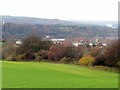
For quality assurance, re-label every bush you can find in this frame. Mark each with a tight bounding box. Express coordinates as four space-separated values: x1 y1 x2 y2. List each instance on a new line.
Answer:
6 54 16 61
72 60 79 65
48 45 65 61
15 54 26 61
117 61 120 67
47 45 83 62
2 43 17 59
35 53 41 61
89 46 106 66
60 57 73 64
38 50 48 59
79 55 95 66
104 40 120 67
47 52 54 60
64 46 77 59
74 46 83 59
94 54 105 66
16 35 52 55
25 51 35 61
90 47 104 57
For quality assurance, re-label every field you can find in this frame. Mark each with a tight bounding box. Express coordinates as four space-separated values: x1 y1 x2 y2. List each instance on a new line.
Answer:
2 61 118 88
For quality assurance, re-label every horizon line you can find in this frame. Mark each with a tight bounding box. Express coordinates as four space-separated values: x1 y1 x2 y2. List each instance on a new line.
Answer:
1 15 118 22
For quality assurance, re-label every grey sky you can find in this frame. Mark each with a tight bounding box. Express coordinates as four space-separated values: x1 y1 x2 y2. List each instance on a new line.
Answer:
0 0 119 21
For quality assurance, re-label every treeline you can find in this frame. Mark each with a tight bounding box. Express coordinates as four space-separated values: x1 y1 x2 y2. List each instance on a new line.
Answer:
2 35 120 68
2 23 118 40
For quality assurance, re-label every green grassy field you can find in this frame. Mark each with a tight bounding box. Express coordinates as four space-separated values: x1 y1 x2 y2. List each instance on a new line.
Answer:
2 61 118 88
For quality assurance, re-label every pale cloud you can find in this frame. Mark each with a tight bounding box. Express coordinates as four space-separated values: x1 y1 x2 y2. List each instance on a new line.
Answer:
0 0 119 21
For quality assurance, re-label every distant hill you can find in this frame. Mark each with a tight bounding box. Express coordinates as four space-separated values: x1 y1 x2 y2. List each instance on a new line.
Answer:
1 15 79 25
72 20 118 27
1 16 118 26
1 15 118 40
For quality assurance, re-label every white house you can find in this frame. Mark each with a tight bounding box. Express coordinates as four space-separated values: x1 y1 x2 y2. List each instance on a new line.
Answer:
51 38 65 45
89 43 93 47
73 43 79 46
16 40 22 45
102 43 107 46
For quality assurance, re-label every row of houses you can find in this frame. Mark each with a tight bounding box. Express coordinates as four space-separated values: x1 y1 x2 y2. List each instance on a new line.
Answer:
50 37 109 48
14 36 115 48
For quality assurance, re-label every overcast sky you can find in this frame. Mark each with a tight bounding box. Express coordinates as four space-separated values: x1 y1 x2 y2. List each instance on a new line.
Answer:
0 0 119 21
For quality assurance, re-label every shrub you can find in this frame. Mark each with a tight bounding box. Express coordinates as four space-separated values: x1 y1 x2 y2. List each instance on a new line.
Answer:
72 60 79 65
38 50 48 59
2 43 17 59
35 53 41 61
6 54 16 61
48 45 65 61
47 52 54 60
90 47 103 57
104 40 120 67
25 51 35 61
94 54 105 66
64 46 77 58
79 55 95 66
74 46 83 59
16 54 26 61
47 45 83 61
117 61 120 67
16 35 52 55
60 57 73 64
89 46 106 66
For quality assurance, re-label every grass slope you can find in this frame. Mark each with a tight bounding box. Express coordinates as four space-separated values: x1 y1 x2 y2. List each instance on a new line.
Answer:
2 61 118 88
